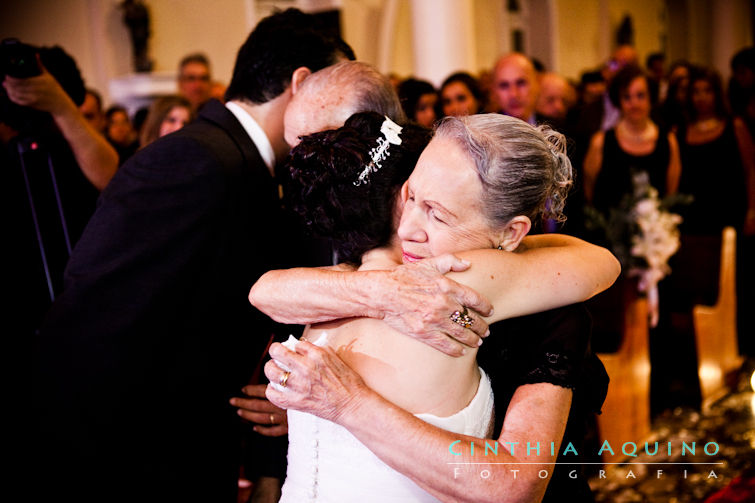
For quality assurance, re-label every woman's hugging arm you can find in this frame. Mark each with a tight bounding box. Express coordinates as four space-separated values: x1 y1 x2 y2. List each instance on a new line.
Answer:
266 340 572 503
249 261 494 356
442 234 621 323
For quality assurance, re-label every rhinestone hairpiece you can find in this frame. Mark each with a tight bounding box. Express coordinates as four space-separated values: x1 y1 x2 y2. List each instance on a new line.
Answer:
353 116 403 186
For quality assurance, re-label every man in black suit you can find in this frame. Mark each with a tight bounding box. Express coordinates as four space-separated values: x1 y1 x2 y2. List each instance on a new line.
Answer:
32 9 353 502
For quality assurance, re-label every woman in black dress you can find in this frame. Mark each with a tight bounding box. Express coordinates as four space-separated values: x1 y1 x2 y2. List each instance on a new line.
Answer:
583 65 682 213
676 65 754 235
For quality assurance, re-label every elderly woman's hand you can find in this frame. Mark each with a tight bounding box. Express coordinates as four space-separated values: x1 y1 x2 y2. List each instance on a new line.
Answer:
264 341 369 425
378 254 492 356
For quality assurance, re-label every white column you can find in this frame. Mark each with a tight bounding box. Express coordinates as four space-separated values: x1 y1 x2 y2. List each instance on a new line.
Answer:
409 0 476 87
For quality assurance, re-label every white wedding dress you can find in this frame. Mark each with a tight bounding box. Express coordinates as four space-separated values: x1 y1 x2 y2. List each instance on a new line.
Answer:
278 335 495 503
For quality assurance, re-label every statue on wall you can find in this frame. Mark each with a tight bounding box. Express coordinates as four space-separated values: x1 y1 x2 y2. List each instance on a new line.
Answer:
616 15 634 47
121 0 153 72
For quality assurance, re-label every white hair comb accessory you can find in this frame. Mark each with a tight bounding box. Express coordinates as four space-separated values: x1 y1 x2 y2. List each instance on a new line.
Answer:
354 116 403 186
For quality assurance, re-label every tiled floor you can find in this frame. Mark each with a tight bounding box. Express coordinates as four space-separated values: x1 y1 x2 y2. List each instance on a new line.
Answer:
589 365 755 502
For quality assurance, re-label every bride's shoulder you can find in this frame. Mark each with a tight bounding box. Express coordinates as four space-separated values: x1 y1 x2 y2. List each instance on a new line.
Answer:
357 247 401 272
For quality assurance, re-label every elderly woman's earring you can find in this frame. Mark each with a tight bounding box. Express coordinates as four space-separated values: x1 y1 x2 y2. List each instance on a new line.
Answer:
497 244 503 250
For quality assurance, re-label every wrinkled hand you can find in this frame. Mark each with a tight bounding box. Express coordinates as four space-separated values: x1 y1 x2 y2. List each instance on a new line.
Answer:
2 56 74 116
229 384 288 437
264 341 369 425
379 254 492 356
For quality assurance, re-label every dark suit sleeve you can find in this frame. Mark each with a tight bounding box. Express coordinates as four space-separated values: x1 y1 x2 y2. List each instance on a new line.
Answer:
38 135 225 377
33 135 232 477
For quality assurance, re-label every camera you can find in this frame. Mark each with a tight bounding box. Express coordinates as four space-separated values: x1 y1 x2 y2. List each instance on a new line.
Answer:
1 38 42 79
0 39 85 134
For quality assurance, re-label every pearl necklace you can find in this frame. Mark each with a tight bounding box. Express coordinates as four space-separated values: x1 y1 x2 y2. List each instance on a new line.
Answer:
618 120 656 142
694 118 721 132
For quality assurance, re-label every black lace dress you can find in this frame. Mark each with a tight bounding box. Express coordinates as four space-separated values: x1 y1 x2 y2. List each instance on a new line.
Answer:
478 303 609 502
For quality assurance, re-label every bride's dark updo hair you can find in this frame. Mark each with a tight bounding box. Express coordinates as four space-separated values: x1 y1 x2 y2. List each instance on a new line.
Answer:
286 112 431 264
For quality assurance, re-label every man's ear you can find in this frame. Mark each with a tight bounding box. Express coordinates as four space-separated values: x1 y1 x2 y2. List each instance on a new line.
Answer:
497 216 532 251
290 67 312 95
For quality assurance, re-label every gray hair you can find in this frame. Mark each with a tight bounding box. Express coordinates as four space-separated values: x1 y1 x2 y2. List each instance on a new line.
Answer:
434 114 573 226
298 61 406 124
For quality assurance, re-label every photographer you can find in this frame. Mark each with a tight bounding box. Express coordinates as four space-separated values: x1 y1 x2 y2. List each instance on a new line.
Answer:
2 41 116 337
2 46 117 190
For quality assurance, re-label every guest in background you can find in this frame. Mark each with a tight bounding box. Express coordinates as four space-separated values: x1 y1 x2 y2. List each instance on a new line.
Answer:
645 52 666 105
439 71 485 117
105 104 139 164
655 60 691 133
139 95 194 147
493 52 539 123
177 52 212 112
78 88 106 133
654 64 755 413
570 45 639 172
577 70 606 106
536 72 575 129
397 77 438 128
583 65 681 215
676 66 753 235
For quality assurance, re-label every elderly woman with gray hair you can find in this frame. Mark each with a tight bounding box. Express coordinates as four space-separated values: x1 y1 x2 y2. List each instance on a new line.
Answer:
247 113 619 502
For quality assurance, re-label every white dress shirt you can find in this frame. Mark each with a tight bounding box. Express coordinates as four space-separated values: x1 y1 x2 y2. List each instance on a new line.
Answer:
225 100 276 174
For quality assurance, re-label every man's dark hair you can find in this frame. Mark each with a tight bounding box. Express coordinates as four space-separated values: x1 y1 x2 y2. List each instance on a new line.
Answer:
225 8 355 104
286 112 431 264
645 52 665 69
580 70 604 86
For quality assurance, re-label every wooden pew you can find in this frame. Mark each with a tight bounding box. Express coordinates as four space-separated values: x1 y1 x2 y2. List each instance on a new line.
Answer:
591 279 651 463
693 227 743 407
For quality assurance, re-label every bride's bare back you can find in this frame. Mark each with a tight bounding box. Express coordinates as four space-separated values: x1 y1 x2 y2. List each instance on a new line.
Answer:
302 248 481 417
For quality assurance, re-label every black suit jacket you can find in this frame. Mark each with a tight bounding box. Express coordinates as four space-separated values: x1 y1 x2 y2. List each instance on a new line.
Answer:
33 100 289 502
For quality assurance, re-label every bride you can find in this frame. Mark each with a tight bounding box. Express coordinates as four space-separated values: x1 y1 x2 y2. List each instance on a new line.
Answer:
250 112 620 502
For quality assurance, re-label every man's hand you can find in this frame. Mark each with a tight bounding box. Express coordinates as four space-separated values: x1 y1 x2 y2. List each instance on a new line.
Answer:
377 254 492 356
230 384 288 437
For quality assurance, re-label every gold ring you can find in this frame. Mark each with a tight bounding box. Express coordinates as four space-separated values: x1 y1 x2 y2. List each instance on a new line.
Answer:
279 370 291 388
269 413 275 425
450 308 474 329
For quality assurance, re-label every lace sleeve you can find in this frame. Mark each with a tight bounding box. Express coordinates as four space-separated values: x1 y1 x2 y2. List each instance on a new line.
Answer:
514 304 592 390
514 304 609 413
520 352 578 389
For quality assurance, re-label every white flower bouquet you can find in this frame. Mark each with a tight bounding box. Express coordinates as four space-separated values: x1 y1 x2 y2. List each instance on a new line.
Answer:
584 170 689 327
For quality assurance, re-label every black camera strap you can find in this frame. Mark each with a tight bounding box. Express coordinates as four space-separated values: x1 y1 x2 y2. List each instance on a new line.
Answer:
18 138 72 302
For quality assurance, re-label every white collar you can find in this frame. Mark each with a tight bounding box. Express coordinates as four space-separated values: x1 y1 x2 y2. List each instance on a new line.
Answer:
225 101 276 173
